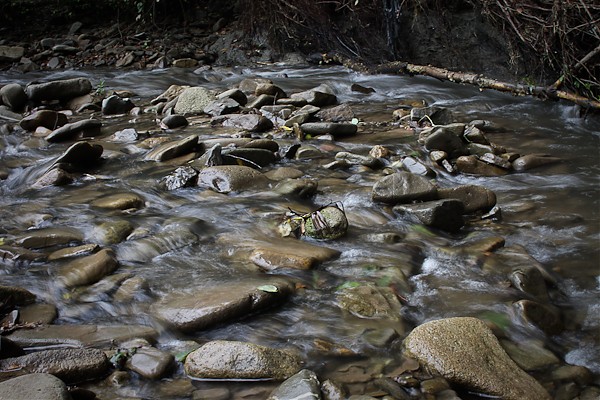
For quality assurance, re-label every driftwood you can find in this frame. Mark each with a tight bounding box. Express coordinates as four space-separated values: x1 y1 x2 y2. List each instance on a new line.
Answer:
322 53 600 110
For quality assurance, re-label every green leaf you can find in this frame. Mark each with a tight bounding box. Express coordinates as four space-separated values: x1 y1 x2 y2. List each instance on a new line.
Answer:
175 348 196 363
479 311 510 330
257 284 279 293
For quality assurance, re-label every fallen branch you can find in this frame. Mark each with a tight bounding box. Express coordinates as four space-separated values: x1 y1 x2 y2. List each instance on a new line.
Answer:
321 53 600 110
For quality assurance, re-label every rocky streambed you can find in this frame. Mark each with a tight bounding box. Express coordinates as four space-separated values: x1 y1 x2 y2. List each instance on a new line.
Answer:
0 66 599 400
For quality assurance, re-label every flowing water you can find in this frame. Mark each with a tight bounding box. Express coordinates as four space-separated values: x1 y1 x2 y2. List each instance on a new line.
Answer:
1 66 599 398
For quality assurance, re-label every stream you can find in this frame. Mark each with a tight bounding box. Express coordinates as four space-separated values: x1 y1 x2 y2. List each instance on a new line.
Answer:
1 65 599 399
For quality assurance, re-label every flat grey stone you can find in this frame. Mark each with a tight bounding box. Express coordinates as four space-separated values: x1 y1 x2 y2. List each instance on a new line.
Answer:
0 373 70 400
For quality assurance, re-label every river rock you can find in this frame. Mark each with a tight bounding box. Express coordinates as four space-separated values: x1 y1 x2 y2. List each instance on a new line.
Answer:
247 94 276 109
335 151 383 169
303 205 348 239
402 317 550 400
337 284 403 322
419 124 468 158
290 84 337 107
18 303 58 324
48 243 99 261
394 199 465 232
216 88 247 106
267 369 321 400
161 166 199 190
479 152 511 169
8 324 158 349
512 154 561 171
436 184 496 213
0 348 109 383
0 373 71 400
321 379 347 400
0 45 25 62
0 246 45 263
152 277 294 332
372 171 437 204
144 134 199 162
1 336 24 359
248 237 341 270
91 192 144 210
455 155 508 176
116 221 201 263
198 165 269 193
184 340 302 380
273 178 318 197
301 122 357 138
204 98 240 116
256 82 287 98
15 227 83 249
159 114 188 129
316 103 354 122
174 86 214 115
223 147 277 168
59 248 118 287
102 94 135 115
264 167 304 181
0 285 36 307
31 167 74 189
125 347 174 379
221 113 274 132
45 118 102 142
0 105 22 121
512 299 563 334
92 220 134 245
26 77 92 102
113 127 139 142
500 339 559 371
1 83 27 111
20 110 68 131
395 156 435 177
51 141 103 171
509 265 549 301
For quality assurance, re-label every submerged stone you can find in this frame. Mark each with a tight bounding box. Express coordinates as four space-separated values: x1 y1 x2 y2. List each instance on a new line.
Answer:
152 277 294 332
198 165 269 193
394 199 465 233
59 248 118 288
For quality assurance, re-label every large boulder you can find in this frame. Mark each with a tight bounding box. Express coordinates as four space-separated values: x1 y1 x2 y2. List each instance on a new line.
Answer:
26 78 92 102
402 317 550 400
436 184 496 213
152 277 294 332
0 373 71 400
1 83 28 111
184 340 302 380
372 172 437 204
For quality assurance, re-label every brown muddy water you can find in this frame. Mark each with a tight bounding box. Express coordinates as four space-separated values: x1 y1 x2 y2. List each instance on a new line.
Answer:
1 66 599 399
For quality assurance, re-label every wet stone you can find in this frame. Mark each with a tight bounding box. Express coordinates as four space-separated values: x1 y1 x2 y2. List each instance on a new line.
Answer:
419 123 468 158
7 324 158 349
335 151 383 169
0 348 109 384
102 95 136 115
45 118 102 142
51 141 103 171
20 110 68 131
290 84 337 107
18 303 58 324
26 77 92 102
320 379 347 400
264 167 304 181
216 88 247 105
267 369 321 400
372 171 437 204
15 227 83 249
395 156 435 177
500 339 559 371
198 165 269 193
512 154 561 171
59 248 119 288
144 134 199 162
337 284 403 322
455 155 508 176
160 114 189 129
160 166 199 190
125 347 174 380
0 285 36 307
91 192 144 210
512 299 563 335
1 83 28 111
92 220 134 245
223 147 277 168
301 122 357 138
303 205 349 240
31 167 74 188
152 277 294 332
48 243 99 261
403 317 550 400
436 184 496 214
0 373 71 400
509 266 549 301
246 93 276 109
273 178 318 198
184 340 302 380
192 388 231 400
248 237 341 270
113 127 139 142
480 152 511 169
222 113 274 132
